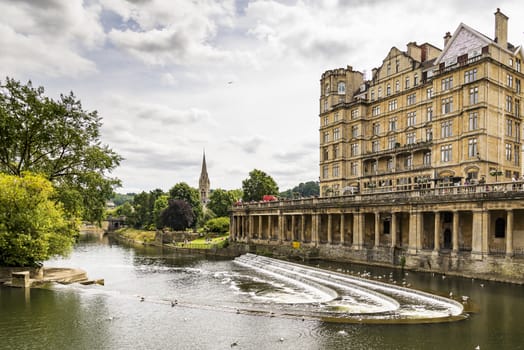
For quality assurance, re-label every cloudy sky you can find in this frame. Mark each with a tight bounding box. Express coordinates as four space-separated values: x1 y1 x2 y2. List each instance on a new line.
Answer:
2 0 524 194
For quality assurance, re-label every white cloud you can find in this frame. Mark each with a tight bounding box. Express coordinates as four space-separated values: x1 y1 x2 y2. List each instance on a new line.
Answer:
0 0 104 77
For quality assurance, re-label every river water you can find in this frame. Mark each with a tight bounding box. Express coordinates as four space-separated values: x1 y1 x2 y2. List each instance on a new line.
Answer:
1 233 524 350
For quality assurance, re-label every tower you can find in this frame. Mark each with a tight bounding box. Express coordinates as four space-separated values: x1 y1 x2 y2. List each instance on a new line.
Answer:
199 151 210 205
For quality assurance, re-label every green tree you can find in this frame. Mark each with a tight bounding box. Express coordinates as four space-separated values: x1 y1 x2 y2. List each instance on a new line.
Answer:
169 182 203 227
129 189 164 229
152 195 169 229
242 169 279 202
159 199 194 231
0 172 77 266
208 189 241 217
0 78 122 223
280 181 319 199
204 217 230 234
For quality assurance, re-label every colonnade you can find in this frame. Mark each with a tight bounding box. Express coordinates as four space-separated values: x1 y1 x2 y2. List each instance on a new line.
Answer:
231 206 521 258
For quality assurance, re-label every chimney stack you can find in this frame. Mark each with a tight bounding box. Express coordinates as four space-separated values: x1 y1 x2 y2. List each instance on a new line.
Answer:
443 32 452 47
494 8 508 48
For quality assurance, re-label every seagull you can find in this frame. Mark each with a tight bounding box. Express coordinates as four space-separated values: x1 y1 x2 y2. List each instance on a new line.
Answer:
231 342 238 347
449 292 453 298
279 337 284 342
475 346 480 350
140 296 145 302
227 81 233 85
171 301 176 307
480 283 484 288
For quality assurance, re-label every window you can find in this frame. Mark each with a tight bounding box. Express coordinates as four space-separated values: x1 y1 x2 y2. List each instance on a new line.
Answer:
414 73 419 86
406 132 416 144
332 164 339 177
423 152 431 165
506 96 513 112
469 87 478 105
405 155 413 168
442 97 453 114
371 90 375 100
323 165 329 179
388 100 398 111
372 106 381 116
338 82 346 94
333 145 339 158
373 123 380 136
378 87 382 98
323 116 329 126
350 162 358 175
405 77 410 89
441 77 453 91
426 88 433 99
507 75 513 88
387 63 391 75
515 145 520 165
351 125 358 138
333 128 340 140
323 99 328 112
323 147 329 161
506 143 512 161
468 138 478 158
407 112 416 126
395 80 400 92
517 58 522 72
323 131 329 143
469 112 478 131
372 140 379 152
324 84 330 95
516 122 521 141
387 84 391 96
388 136 397 149
426 128 433 141
407 93 416 105
333 112 339 122
441 120 452 138
506 119 513 136
441 144 452 162
351 109 359 119
517 79 521 93
389 117 397 131
387 158 394 170
427 107 433 121
396 59 400 73
371 161 377 174
464 69 477 83
351 143 359 156
516 99 520 117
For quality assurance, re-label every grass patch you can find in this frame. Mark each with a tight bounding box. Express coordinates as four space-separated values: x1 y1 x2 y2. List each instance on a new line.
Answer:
116 227 156 243
172 234 230 249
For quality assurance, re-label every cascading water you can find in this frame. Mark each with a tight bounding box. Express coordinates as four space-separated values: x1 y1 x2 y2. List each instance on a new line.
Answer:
233 253 466 324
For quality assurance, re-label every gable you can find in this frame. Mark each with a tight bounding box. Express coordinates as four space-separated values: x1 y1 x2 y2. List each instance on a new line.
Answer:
436 24 491 65
375 47 412 80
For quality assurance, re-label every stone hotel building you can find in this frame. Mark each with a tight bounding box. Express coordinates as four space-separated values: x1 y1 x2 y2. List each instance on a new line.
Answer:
320 9 522 196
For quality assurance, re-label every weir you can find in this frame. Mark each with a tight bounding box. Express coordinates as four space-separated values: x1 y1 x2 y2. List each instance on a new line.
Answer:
234 253 465 324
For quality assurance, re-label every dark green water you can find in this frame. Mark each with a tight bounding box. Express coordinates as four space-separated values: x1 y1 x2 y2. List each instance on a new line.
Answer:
1 234 524 350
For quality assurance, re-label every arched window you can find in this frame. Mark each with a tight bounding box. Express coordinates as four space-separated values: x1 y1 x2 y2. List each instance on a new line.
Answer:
387 84 391 96
395 80 400 92
325 83 330 95
337 82 346 94
495 218 506 238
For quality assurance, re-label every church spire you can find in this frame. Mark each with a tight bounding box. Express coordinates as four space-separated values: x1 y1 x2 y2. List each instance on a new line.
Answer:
199 150 210 205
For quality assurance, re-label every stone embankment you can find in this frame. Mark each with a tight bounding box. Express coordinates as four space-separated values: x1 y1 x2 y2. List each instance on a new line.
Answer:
0 266 101 288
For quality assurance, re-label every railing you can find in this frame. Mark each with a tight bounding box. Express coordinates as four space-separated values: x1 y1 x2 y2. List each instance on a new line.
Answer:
233 181 524 210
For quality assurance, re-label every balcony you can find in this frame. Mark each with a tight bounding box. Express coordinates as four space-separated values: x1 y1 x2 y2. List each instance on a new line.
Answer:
364 140 432 158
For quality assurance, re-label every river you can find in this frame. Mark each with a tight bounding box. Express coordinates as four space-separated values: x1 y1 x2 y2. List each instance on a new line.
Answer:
1 233 523 350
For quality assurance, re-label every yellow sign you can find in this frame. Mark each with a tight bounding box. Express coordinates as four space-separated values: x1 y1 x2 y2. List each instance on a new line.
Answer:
292 241 301 249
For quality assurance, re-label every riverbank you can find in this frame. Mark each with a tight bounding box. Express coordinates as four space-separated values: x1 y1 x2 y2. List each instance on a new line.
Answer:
1 266 89 287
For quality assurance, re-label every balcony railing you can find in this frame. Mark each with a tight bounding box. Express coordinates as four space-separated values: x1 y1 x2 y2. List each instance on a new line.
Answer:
233 180 524 210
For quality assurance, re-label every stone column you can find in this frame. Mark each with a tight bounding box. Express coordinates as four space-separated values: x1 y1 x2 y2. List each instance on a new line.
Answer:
391 212 397 248
278 214 284 242
258 216 263 240
433 211 440 253
506 209 514 257
408 211 420 254
300 214 305 242
268 215 273 241
353 212 364 249
471 210 483 258
248 215 253 242
340 213 345 245
374 211 381 248
314 213 320 245
291 215 296 241
327 214 333 244
482 210 489 255
452 211 459 253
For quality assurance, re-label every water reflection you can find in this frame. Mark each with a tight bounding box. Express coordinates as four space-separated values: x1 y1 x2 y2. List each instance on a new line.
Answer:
0 233 523 349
